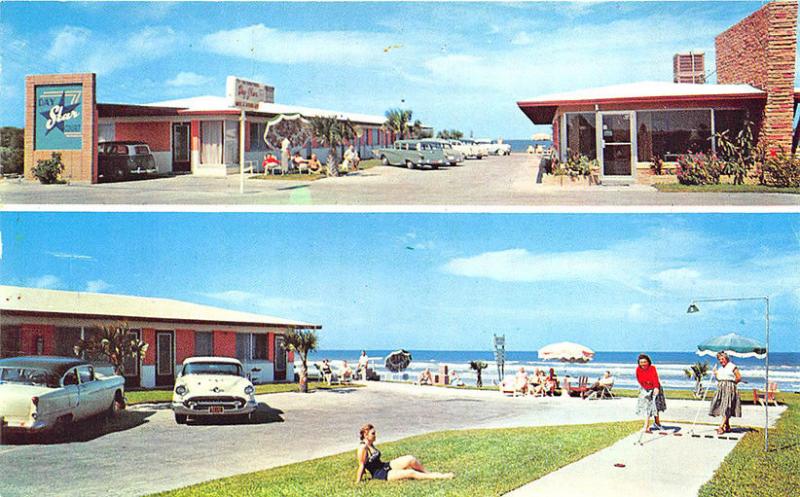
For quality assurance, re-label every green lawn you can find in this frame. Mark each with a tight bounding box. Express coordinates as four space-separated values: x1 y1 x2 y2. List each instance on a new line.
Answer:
654 183 800 194
150 421 640 497
126 382 362 405
699 392 800 497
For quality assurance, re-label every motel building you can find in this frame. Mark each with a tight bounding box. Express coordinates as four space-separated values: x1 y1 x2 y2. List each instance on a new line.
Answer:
0 285 320 389
517 0 799 184
24 74 393 183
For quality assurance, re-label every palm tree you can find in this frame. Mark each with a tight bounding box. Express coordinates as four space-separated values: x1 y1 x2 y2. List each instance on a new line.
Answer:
284 329 319 393
684 361 711 398
470 360 488 388
309 116 356 167
73 322 148 376
384 108 413 139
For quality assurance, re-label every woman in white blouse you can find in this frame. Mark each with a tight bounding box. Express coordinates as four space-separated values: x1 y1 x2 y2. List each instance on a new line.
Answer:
708 351 742 434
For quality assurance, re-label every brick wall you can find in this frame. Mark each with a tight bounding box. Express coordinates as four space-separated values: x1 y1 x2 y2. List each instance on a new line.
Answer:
24 73 97 182
716 1 798 150
20 324 56 355
115 121 171 151
175 329 195 363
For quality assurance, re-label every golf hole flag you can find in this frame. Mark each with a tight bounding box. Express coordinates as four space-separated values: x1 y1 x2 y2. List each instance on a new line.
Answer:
35 84 83 150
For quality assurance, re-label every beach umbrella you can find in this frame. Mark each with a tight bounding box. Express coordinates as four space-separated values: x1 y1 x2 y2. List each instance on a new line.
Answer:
538 342 595 363
696 333 766 358
384 349 413 372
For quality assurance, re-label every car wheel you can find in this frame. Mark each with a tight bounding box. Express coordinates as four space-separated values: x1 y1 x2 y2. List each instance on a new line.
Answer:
405 160 415 170
432 165 439 170
381 156 389 166
112 165 127 181
107 391 125 418
174 413 187 424
477 155 483 160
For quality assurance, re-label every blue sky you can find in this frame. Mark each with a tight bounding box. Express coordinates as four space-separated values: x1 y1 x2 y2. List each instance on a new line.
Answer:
1 1 783 137
1 212 798 352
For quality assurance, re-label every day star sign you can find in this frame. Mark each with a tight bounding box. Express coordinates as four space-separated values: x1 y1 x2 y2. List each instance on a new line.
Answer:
40 91 80 135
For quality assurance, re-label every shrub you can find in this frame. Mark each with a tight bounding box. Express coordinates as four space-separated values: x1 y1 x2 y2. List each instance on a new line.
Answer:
562 153 598 178
676 153 723 185
715 120 758 185
0 126 24 175
32 152 65 184
760 148 800 188
650 155 664 175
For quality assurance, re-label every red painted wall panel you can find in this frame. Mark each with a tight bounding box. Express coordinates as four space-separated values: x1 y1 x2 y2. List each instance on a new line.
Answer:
190 120 200 151
115 121 171 152
20 324 55 355
142 328 156 365
175 329 194 363
213 330 236 358
267 332 275 361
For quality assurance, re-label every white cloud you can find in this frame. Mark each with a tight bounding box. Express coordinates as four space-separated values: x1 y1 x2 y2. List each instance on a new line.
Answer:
166 71 213 87
627 303 646 322
651 268 701 292
27 275 61 289
47 251 94 261
200 290 258 303
85 280 111 293
46 26 91 61
201 24 395 67
200 290 326 314
511 32 532 45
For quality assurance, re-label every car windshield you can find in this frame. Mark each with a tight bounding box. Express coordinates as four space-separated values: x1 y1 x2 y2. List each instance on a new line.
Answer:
0 367 58 387
183 362 243 377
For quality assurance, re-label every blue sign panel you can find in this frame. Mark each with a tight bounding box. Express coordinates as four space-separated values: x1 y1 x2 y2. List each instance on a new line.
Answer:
35 84 83 150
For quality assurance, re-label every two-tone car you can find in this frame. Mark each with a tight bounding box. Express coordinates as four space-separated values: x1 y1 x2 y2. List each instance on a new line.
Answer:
474 139 512 156
0 356 125 433
372 139 446 169
98 141 158 182
171 357 257 424
449 139 485 160
427 139 465 166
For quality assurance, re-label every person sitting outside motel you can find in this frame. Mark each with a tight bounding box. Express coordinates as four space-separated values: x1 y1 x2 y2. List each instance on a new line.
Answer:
307 153 322 174
545 368 559 396
449 370 464 387
417 368 433 385
587 371 615 396
343 145 360 171
321 359 336 385
262 153 280 174
341 360 354 383
514 367 530 396
292 152 308 174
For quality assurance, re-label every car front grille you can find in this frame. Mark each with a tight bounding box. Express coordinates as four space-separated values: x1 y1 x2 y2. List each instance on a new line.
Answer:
184 396 246 411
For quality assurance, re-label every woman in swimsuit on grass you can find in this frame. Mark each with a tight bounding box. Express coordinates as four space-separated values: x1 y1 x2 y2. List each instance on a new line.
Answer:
355 424 454 483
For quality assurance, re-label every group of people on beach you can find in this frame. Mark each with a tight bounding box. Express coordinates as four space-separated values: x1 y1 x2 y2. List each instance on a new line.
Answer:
635 352 742 435
319 351 372 385
514 367 560 396
261 145 360 177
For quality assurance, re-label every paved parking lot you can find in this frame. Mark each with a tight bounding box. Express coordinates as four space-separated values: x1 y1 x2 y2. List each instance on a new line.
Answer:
2 155 798 206
0 382 783 497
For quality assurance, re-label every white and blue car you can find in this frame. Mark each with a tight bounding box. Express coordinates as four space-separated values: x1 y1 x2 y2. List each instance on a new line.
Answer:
171 357 257 424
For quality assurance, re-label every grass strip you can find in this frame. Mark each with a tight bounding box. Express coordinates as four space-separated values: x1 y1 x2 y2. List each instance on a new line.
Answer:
653 183 800 194
699 392 800 497
150 422 640 497
126 382 362 405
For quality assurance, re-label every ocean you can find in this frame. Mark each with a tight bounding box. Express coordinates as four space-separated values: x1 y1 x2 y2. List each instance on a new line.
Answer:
505 139 553 153
307 350 800 393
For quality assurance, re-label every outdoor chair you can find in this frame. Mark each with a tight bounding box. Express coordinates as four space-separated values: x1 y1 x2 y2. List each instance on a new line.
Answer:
753 383 779 406
568 376 590 398
500 377 525 397
586 381 615 400
269 162 283 175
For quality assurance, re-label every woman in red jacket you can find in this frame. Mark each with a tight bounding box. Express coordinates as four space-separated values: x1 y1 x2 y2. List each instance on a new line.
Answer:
635 354 666 432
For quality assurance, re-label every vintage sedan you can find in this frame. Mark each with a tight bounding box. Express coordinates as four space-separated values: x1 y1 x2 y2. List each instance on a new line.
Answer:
98 141 158 182
372 140 446 169
0 356 125 433
171 357 257 424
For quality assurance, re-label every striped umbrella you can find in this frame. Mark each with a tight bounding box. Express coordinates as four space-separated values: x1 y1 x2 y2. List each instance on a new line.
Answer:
538 342 595 363
696 333 766 359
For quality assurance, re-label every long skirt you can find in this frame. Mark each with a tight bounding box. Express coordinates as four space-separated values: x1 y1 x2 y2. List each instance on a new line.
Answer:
636 388 667 417
709 380 742 418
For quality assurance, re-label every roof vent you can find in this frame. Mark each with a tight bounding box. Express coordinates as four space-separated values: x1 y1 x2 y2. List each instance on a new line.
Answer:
673 52 705 84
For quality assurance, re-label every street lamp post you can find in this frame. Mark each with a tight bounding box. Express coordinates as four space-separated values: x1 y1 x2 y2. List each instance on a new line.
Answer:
687 296 770 451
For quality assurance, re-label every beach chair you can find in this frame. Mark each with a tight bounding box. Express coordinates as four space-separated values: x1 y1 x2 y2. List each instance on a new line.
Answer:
500 377 525 397
586 380 615 400
568 376 590 398
753 383 779 406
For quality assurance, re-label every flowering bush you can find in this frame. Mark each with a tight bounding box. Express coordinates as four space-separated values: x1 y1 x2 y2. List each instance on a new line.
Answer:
560 153 598 178
31 152 65 184
676 153 724 185
760 148 800 187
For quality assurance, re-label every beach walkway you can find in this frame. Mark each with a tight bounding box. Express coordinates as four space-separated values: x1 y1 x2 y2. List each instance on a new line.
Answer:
504 422 747 497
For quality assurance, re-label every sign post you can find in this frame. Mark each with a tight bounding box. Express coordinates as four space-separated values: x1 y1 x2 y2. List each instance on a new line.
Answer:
239 109 245 194
493 334 505 383
226 77 275 195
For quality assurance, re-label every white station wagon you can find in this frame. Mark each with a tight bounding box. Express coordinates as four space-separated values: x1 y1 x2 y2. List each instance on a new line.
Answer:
171 357 257 424
0 356 125 433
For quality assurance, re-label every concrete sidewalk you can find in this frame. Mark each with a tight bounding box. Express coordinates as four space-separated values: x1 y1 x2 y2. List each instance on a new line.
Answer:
504 422 746 497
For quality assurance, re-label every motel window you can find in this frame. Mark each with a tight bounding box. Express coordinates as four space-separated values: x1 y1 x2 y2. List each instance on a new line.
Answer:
224 120 240 164
122 329 141 378
200 121 223 164
565 113 597 160
636 110 712 162
98 123 115 142
249 122 267 151
195 332 214 357
713 110 748 144
55 327 81 357
0 326 21 358
235 333 250 362
252 334 268 360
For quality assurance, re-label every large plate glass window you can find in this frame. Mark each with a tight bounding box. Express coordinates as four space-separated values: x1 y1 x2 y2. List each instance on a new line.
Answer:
253 334 268 360
0 326 21 358
565 113 597 160
223 120 240 164
55 327 81 357
636 110 712 162
200 121 222 164
195 331 214 357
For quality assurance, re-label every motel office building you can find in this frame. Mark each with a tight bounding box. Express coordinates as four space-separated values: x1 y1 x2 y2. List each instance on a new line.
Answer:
518 0 799 183
0 286 319 388
25 75 394 182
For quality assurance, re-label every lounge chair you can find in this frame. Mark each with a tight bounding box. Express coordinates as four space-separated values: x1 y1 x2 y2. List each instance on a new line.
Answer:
753 382 779 406
500 377 526 397
568 376 590 398
586 380 615 400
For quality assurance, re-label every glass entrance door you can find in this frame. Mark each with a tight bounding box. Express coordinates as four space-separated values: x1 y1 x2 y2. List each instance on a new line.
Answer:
172 123 191 173
599 112 635 178
274 335 286 381
155 331 174 386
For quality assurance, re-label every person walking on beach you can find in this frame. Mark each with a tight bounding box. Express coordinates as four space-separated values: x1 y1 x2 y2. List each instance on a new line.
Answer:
357 350 369 381
355 424 454 483
709 351 742 434
635 354 666 432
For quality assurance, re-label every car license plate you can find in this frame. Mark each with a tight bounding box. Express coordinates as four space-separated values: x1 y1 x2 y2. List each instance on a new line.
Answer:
209 406 224 414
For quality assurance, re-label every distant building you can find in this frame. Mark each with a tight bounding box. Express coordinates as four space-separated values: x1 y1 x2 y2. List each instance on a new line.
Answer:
673 52 706 84
0 285 320 388
517 1 798 183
